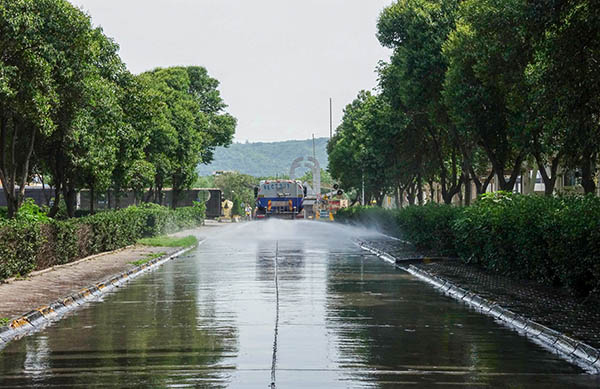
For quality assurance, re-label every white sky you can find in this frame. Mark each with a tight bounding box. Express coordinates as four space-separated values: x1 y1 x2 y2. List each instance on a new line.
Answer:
68 0 392 142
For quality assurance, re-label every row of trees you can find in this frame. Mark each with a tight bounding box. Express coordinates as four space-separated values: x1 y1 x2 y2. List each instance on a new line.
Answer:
0 0 236 217
328 0 599 205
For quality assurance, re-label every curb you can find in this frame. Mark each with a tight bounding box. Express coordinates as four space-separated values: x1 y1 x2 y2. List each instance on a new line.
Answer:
0 242 202 349
357 240 600 374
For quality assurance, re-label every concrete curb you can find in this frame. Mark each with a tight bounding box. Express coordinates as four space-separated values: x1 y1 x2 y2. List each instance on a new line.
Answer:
0 241 203 349
357 240 600 374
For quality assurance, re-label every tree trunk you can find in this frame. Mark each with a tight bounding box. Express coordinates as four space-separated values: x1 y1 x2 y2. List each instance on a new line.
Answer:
90 184 95 214
48 182 62 218
581 153 596 194
395 186 403 208
428 180 435 203
417 173 423 205
407 182 416 206
62 183 77 218
464 172 471 206
156 185 163 205
171 188 180 209
144 186 154 203
535 153 561 196
0 115 36 217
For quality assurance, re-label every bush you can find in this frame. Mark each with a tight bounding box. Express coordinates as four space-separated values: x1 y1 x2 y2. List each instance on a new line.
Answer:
453 193 600 297
336 204 461 256
336 206 398 233
395 203 463 256
0 204 205 281
337 195 600 299
0 219 43 279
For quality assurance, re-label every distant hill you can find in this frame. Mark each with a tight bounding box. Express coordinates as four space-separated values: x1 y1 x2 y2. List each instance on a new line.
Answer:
197 138 329 177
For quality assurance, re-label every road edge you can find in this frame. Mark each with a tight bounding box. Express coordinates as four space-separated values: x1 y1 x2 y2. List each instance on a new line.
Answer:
0 241 203 350
357 240 600 374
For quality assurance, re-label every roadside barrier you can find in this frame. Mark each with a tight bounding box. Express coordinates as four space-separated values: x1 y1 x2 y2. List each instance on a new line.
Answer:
356 239 600 374
0 242 203 349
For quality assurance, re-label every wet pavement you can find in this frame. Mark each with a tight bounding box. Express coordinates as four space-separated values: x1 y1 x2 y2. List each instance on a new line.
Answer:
0 220 599 388
363 237 600 350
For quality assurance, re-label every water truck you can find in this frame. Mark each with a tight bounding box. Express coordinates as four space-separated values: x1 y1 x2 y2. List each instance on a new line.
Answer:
254 179 305 219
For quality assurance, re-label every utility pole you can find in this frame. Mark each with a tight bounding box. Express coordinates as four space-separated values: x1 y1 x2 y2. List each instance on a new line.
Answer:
312 133 316 160
329 98 333 139
361 171 365 206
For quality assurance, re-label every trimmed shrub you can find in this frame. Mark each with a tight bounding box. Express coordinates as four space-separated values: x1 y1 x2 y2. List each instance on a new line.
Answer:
395 203 463 256
337 195 600 299
0 204 205 282
0 220 43 279
336 204 461 255
336 206 398 234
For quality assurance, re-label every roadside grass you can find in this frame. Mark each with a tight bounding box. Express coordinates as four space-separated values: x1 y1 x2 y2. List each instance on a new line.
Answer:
137 235 198 248
0 317 9 326
130 252 167 266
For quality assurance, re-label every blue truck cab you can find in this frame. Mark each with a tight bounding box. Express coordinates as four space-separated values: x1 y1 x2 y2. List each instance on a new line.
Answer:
255 180 305 219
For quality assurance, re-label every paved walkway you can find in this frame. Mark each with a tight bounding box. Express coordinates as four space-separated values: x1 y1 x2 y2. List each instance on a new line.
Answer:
0 245 179 319
0 221 226 320
363 237 600 349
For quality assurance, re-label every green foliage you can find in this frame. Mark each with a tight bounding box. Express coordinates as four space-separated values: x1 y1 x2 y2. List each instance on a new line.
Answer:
339 195 600 299
0 1 235 217
130 252 166 266
196 138 330 177
140 66 236 207
395 204 463 255
231 196 243 216
328 92 396 205
138 235 198 248
0 219 43 279
15 199 50 223
453 193 600 298
336 206 398 235
213 171 257 206
336 204 461 255
0 205 204 281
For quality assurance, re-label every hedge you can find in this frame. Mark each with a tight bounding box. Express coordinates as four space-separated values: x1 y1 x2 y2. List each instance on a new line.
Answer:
336 203 462 256
0 202 205 281
336 194 600 299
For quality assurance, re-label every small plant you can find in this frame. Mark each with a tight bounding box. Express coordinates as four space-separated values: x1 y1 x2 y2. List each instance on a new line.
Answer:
137 235 198 248
0 317 10 326
130 252 166 266
16 199 49 223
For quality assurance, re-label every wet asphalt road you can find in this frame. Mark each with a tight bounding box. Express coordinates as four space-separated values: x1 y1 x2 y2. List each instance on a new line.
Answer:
0 220 599 388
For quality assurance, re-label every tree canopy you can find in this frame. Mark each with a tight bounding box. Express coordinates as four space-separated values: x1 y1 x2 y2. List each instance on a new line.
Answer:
0 0 236 217
327 0 600 204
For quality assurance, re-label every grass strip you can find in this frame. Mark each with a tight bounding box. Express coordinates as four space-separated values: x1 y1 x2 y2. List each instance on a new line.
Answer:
0 318 9 326
130 252 167 266
137 235 198 248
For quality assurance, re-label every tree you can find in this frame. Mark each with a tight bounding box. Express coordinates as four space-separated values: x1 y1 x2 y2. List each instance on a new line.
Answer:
0 0 60 217
443 0 533 192
213 171 257 206
525 0 600 194
124 160 155 205
31 5 127 218
377 0 464 204
141 67 236 208
328 91 395 205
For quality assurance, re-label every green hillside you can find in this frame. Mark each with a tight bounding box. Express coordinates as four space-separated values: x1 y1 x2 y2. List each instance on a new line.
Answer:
197 138 329 177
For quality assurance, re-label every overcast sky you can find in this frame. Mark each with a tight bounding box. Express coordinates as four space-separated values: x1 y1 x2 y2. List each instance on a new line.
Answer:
68 0 392 142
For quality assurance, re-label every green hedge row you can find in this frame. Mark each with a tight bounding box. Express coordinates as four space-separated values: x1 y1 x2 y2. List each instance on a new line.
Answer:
336 194 600 298
0 203 205 281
